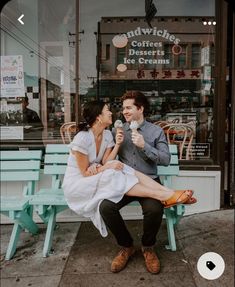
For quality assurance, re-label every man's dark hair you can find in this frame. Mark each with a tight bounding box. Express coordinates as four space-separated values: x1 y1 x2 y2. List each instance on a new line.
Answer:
121 90 150 116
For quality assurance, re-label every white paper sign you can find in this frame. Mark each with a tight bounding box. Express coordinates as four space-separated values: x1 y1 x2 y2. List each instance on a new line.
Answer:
0 126 23 140
201 46 210 66
1 55 25 98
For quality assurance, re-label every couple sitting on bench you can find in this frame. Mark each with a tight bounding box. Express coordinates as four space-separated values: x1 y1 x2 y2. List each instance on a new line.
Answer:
63 91 196 274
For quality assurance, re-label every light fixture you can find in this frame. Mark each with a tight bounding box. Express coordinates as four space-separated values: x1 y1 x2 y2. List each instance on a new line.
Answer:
203 21 207 25
213 21 216 25
112 35 128 48
116 64 127 72
208 21 212 25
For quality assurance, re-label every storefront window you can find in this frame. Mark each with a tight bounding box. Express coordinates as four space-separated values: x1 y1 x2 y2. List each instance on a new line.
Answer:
1 0 76 148
1 0 216 163
93 1 216 162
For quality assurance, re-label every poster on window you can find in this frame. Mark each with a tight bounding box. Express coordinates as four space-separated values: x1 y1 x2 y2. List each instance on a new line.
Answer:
0 55 25 98
0 126 23 140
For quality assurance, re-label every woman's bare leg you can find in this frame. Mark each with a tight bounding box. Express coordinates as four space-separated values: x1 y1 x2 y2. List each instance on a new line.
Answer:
134 171 173 193
126 182 172 201
125 171 192 201
125 170 173 201
134 170 192 197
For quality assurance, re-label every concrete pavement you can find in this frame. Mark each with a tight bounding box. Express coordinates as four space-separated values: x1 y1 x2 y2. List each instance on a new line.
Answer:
0 209 234 287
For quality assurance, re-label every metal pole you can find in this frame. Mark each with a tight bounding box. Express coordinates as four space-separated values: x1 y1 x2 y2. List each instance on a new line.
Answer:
75 0 81 123
97 22 101 101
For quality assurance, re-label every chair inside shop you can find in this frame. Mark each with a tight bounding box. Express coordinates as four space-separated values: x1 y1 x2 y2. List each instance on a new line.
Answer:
60 122 77 144
164 123 195 160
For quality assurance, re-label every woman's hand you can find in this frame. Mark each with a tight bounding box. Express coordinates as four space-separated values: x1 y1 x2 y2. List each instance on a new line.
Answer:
104 160 124 171
87 163 102 175
115 129 124 146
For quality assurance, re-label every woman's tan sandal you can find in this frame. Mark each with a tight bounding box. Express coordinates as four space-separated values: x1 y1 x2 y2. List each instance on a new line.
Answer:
162 190 193 208
184 196 197 204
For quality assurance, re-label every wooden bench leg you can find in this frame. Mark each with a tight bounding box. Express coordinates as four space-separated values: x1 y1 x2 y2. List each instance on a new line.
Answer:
164 209 177 251
43 206 56 257
174 205 185 225
5 223 22 260
16 211 39 235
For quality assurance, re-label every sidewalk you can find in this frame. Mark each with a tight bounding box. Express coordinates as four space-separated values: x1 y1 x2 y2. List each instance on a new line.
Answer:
0 209 234 287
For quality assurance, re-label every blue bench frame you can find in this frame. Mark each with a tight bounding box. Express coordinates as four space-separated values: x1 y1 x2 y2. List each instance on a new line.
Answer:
30 144 184 257
0 150 42 260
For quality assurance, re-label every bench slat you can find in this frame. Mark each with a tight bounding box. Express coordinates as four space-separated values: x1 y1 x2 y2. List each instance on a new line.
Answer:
0 197 29 211
169 154 178 165
46 144 69 153
45 154 68 164
158 165 179 175
169 145 177 154
31 194 67 205
44 165 67 175
0 151 42 160
1 171 40 181
1 161 40 171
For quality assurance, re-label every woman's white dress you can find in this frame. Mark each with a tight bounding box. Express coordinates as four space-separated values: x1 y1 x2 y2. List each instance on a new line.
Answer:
62 129 139 237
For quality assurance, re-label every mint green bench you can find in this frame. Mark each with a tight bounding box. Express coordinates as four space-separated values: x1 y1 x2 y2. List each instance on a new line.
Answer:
157 145 185 251
30 144 183 257
29 144 69 257
0 150 42 260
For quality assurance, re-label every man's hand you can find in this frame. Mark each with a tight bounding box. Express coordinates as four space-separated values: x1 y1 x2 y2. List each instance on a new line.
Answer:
131 130 145 149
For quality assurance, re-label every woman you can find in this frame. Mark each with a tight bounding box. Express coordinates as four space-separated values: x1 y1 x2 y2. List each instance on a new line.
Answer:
63 101 193 236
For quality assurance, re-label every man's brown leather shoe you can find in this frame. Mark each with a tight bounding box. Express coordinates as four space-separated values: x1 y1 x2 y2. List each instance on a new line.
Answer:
142 246 160 274
111 246 135 273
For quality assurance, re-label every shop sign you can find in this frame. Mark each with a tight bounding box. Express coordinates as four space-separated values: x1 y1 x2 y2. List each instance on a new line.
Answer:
112 27 181 70
1 55 25 98
185 143 210 159
136 69 201 79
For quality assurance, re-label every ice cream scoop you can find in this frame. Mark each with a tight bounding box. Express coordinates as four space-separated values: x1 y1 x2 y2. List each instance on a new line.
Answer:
130 120 139 131
114 120 123 129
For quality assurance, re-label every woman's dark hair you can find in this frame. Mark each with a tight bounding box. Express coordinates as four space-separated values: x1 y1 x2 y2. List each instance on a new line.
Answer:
121 90 150 116
78 100 106 132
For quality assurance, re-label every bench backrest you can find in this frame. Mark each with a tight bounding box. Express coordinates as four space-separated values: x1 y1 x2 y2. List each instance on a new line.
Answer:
1 150 42 197
157 145 179 176
44 144 70 188
0 150 42 182
44 144 178 187
157 145 179 187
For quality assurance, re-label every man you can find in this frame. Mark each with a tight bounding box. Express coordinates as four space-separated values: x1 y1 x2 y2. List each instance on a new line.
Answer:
99 91 171 274
21 96 43 142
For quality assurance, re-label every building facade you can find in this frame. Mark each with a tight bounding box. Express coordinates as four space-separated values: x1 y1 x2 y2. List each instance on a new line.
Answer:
0 0 234 221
